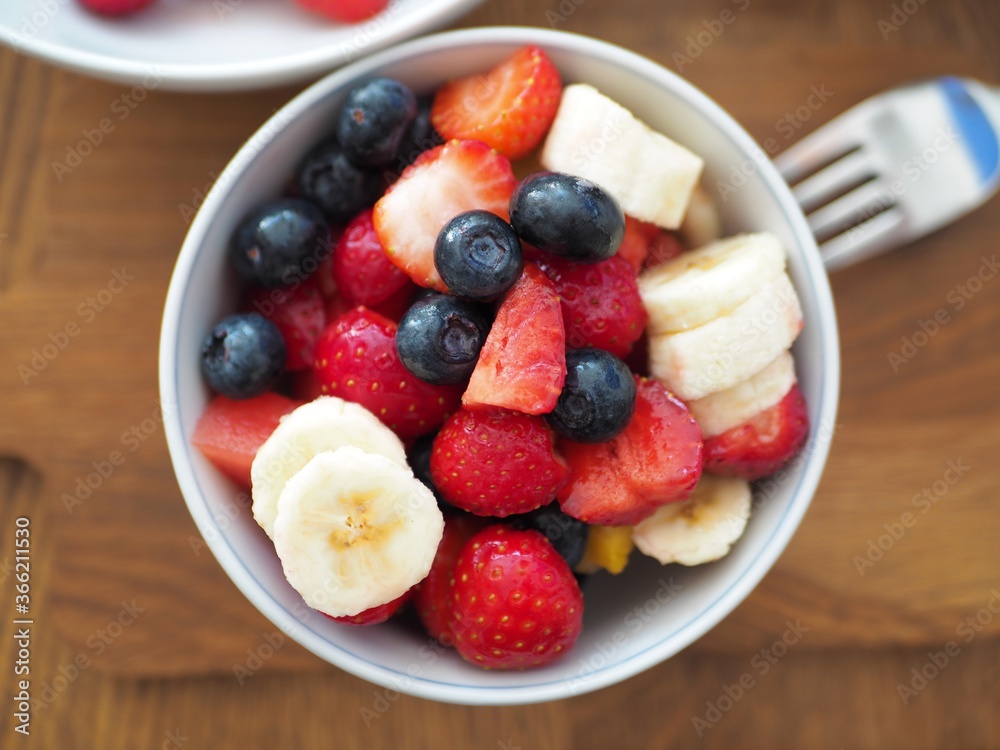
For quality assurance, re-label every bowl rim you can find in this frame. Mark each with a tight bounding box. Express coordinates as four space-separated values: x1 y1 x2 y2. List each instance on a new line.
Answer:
159 25 841 705
0 0 482 92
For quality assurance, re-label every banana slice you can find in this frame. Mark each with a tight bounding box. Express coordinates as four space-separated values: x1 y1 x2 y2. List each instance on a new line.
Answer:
648 272 803 401
687 351 797 438
632 475 751 566
539 83 704 229
251 396 407 539
273 446 444 618
679 184 723 249
638 232 787 335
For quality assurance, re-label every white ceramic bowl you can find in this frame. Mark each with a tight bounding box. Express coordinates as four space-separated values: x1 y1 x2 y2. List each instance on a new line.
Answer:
159 26 840 705
0 0 482 91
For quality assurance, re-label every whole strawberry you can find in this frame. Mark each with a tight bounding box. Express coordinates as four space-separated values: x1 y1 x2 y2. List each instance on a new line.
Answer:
430 408 568 517
325 588 412 626
414 515 484 645
450 526 583 670
312 307 461 439
77 0 156 16
331 209 415 308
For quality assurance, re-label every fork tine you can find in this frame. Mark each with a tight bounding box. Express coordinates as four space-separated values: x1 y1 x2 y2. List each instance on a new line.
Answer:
806 179 894 238
773 105 873 185
819 208 906 270
789 148 879 211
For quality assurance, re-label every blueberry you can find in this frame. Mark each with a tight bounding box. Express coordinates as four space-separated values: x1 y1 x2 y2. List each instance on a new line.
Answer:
434 210 523 300
337 78 418 167
546 348 637 442
396 295 490 385
201 313 286 399
509 171 625 263
515 503 589 569
391 96 443 174
296 140 384 223
230 198 329 289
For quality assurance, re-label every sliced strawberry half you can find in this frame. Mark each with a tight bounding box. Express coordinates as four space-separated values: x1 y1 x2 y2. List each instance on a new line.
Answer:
373 139 517 291
431 45 563 161
463 262 566 415
703 383 810 480
557 376 703 526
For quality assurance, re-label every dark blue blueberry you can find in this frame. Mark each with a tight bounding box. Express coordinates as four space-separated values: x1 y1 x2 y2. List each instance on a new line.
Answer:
509 171 625 263
201 313 286 399
396 295 490 385
296 140 384 223
391 96 443 173
230 198 329 289
337 78 418 167
434 210 523 301
514 503 589 569
546 348 636 442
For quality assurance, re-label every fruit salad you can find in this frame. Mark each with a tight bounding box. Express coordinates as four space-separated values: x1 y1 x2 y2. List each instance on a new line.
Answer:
191 45 810 671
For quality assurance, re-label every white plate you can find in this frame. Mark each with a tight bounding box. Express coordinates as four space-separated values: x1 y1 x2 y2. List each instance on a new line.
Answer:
0 0 483 91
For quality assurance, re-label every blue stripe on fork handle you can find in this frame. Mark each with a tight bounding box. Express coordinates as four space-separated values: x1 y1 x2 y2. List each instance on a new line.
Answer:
940 76 1000 184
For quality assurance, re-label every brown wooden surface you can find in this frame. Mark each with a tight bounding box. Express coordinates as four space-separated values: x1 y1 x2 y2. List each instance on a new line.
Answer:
1 0 999 746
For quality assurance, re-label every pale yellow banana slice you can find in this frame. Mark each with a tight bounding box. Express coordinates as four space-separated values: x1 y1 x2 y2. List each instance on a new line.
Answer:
638 232 787 335
272 447 443 618
251 396 407 539
687 351 797 438
632 475 752 566
539 83 704 229
647 272 803 401
679 184 723 249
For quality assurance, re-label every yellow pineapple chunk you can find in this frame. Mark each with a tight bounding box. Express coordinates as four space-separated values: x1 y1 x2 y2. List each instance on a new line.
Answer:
575 525 634 575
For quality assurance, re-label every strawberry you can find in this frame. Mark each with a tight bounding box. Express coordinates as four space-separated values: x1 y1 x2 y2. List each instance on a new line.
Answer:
77 0 155 15
312 307 462 439
332 209 416 307
430 408 569 517
643 231 686 271
245 278 327 371
431 46 563 161
294 0 388 23
463 263 566 415
414 515 484 645
538 254 647 358
450 526 583 670
703 384 809 480
557 376 703 526
326 588 412 626
373 139 517 291
191 392 301 489
616 216 660 273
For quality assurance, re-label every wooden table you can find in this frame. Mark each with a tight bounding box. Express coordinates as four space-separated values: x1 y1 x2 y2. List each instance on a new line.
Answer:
1 0 999 746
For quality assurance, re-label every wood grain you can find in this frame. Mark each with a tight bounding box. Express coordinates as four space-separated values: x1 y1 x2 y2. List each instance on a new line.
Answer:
1 0 999 745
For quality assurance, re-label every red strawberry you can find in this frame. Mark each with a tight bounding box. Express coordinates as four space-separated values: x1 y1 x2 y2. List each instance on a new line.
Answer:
450 526 583 670
557 377 703 526
430 408 569 517
616 216 660 273
326 588 412 626
332 209 416 307
463 263 566 415
643 231 686 271
191 392 301 489
703 384 809 480
431 46 563 161
414 515 485 645
312 307 461 439
77 0 155 15
539 254 647 358
373 139 517 291
294 0 387 23
245 278 327 371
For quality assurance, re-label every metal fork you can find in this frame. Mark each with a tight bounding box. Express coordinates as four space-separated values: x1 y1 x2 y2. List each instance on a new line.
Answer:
775 77 1000 270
